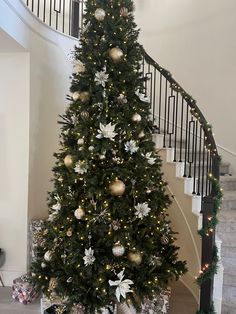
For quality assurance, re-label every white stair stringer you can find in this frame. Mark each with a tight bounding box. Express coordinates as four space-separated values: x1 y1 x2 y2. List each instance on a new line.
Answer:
153 133 202 303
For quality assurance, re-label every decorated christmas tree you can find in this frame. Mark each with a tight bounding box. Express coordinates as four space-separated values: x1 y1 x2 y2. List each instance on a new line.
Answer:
31 0 187 312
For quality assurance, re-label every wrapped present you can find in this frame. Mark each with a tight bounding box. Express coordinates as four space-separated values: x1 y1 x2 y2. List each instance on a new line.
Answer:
41 288 171 314
141 288 171 314
12 274 38 304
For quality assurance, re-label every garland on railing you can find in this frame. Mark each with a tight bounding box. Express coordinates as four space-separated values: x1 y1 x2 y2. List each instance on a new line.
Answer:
198 174 223 237
196 246 219 287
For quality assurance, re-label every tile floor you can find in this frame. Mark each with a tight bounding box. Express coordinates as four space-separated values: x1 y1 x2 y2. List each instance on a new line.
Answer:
0 281 197 313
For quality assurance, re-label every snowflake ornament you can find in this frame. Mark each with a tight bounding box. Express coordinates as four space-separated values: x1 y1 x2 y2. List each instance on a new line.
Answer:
95 67 109 87
108 270 134 302
124 140 138 154
135 202 151 219
96 123 117 140
83 248 95 266
74 160 88 174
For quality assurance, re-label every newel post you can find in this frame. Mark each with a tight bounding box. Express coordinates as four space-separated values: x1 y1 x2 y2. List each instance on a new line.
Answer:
199 196 215 312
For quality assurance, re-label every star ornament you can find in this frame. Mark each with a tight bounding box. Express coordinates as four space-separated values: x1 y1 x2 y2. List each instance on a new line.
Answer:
108 270 134 302
96 122 117 140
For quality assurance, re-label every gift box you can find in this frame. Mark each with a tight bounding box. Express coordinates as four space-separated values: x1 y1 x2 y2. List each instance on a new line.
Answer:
41 288 171 314
12 274 38 304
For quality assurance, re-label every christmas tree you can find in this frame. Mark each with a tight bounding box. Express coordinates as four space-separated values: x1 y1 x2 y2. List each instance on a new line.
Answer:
31 0 187 312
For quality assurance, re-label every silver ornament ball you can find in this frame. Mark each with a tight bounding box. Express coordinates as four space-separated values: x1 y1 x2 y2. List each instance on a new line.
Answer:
132 113 142 122
74 206 85 220
95 8 106 21
112 243 125 257
72 91 80 101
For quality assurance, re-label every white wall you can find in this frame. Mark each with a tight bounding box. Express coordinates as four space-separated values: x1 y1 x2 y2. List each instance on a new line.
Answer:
0 0 77 285
0 52 30 285
134 0 236 173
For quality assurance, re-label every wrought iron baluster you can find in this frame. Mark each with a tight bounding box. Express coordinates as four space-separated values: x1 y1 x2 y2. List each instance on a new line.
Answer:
173 91 179 162
158 74 162 134
179 97 184 162
197 127 203 196
163 79 168 148
193 120 198 194
183 105 189 177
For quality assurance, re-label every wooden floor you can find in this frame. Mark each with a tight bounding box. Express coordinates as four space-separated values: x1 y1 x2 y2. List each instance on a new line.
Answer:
169 281 198 314
0 281 198 313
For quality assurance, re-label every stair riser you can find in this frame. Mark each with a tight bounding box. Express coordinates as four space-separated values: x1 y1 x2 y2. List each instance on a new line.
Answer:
223 273 236 287
220 165 230 175
220 181 236 191
217 222 236 233
222 285 236 305
221 246 236 258
222 199 236 210
222 303 236 314
217 232 236 246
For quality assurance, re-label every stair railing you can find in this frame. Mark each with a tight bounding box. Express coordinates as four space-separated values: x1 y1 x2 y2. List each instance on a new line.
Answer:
21 1 220 312
141 49 220 313
22 0 85 37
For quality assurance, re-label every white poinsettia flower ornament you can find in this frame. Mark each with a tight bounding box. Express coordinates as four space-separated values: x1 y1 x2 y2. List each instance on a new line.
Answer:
135 202 151 219
96 122 117 140
124 140 138 154
108 270 134 302
95 67 109 87
83 248 95 266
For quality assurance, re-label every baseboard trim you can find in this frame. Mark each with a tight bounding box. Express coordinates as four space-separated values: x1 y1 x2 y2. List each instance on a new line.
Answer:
0 270 26 287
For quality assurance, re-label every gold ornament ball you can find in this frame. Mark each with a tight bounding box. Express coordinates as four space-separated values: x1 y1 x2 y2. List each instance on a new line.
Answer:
128 252 142 265
64 155 73 168
112 243 125 257
132 113 142 122
72 91 80 101
109 179 126 196
44 250 52 261
95 8 106 21
161 235 169 245
79 91 90 103
74 206 85 220
109 47 124 63
49 277 58 290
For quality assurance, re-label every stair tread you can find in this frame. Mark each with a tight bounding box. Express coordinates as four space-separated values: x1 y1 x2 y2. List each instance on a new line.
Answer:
220 176 236 182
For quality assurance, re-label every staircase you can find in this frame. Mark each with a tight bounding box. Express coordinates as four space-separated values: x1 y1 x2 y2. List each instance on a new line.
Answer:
217 175 236 314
